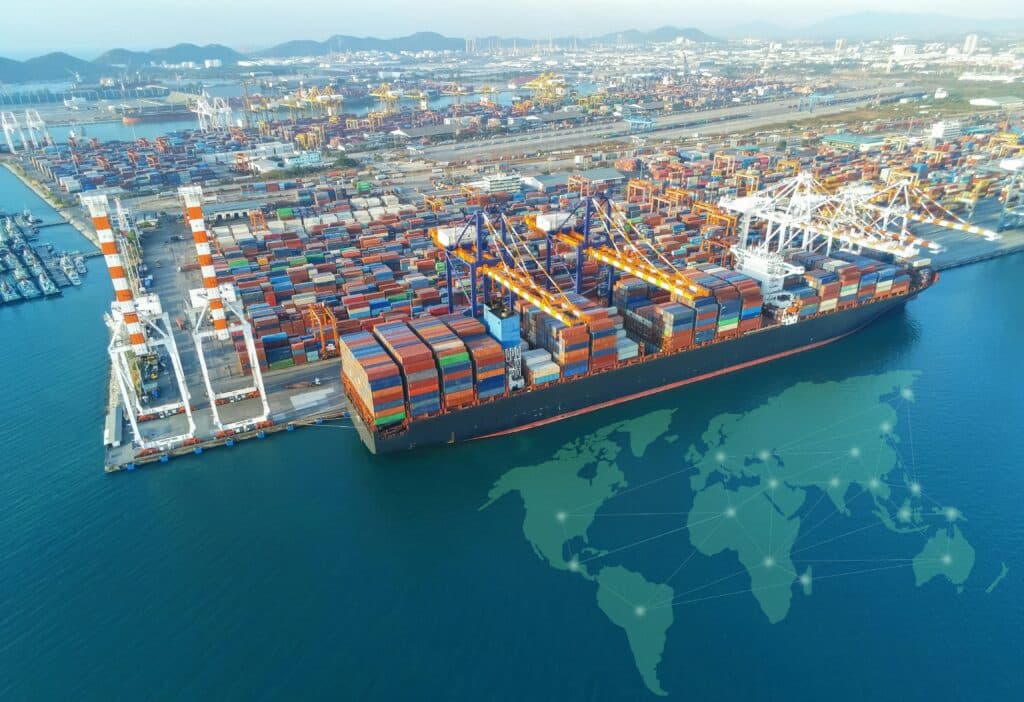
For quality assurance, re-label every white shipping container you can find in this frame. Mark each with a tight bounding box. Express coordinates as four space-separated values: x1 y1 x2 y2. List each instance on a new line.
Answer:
436 225 480 248
535 212 577 232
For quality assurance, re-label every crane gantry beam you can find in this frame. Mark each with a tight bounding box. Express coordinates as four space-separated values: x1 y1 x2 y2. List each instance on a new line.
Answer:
431 211 586 326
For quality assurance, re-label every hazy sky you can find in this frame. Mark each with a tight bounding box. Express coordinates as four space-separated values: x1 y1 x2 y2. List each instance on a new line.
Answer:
6 0 1023 57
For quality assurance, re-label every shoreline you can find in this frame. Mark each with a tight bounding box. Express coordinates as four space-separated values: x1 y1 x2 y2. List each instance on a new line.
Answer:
1 160 101 251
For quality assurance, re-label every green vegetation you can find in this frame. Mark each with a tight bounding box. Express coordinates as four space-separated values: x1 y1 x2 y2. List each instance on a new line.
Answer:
332 154 360 169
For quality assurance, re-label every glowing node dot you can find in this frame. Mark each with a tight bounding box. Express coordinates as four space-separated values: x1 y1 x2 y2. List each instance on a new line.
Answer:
715 451 727 463
768 478 779 489
880 421 892 433
945 507 959 522
829 477 840 488
850 447 861 458
724 506 737 518
910 482 922 496
568 558 580 572
901 387 915 401
799 574 811 586
556 511 567 523
941 554 953 566
758 449 771 461
764 556 775 568
869 477 881 489
634 606 647 617
898 507 912 522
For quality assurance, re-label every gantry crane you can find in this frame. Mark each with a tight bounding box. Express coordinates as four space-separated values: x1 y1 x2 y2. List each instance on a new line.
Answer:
718 172 1000 305
478 86 498 106
24 109 50 148
193 94 234 131
651 187 694 216
528 195 712 307
441 83 470 110
179 186 271 434
522 72 566 106
370 83 400 115
842 178 1001 244
83 194 196 450
304 303 339 358
626 178 658 207
432 209 587 325
1 111 27 153
403 90 431 112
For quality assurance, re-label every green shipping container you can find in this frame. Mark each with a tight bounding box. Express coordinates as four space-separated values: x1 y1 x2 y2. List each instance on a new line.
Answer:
374 410 406 426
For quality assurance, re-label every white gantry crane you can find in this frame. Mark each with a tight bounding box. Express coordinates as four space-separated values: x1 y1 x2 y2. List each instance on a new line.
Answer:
839 178 1001 244
1 111 28 153
24 110 50 149
193 94 234 132
719 173 838 303
83 194 196 450
179 185 270 433
719 172 1001 306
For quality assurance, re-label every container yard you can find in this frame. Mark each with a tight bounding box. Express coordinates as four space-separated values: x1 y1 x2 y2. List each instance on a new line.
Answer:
0 66 1021 468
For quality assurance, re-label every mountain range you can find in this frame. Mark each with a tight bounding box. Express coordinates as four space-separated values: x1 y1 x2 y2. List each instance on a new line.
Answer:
0 27 714 83
1 13 1023 84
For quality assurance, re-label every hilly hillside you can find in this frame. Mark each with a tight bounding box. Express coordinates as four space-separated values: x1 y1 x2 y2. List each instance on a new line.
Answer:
256 32 463 57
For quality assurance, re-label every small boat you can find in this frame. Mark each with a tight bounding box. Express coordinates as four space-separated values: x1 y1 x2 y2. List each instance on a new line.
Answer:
38 271 60 296
73 255 87 275
60 255 81 286
0 279 20 303
16 277 40 299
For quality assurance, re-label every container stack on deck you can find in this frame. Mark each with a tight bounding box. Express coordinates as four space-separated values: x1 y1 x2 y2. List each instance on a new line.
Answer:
373 322 442 418
445 316 507 400
409 317 475 409
339 332 407 428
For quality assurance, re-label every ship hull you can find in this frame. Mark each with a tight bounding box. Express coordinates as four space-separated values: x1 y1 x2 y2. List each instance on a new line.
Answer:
351 294 911 453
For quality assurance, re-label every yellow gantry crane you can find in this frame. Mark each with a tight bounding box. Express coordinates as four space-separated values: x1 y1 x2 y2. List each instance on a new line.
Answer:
441 83 470 110
403 90 431 112
478 86 498 106
522 72 566 106
431 214 587 327
527 198 713 305
370 83 400 115
651 187 695 216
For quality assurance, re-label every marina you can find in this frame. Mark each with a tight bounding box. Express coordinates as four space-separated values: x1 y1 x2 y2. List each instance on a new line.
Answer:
0 209 92 303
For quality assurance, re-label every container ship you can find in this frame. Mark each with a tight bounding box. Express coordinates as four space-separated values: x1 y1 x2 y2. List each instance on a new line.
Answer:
115 104 194 125
336 179 952 454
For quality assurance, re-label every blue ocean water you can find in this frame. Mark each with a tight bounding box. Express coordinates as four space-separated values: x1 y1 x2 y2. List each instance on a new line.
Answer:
1 166 1021 700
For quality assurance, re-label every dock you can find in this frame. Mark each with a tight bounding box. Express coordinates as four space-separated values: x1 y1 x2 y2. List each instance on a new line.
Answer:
104 406 353 473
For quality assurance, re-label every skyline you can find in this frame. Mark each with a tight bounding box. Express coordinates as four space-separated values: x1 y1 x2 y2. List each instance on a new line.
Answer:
5 1 1024 57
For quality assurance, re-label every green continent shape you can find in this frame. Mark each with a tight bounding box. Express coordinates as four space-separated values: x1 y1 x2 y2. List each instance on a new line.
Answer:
684 372 921 621
688 481 803 623
687 373 917 509
483 410 672 571
482 410 675 694
913 525 975 588
595 566 674 696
